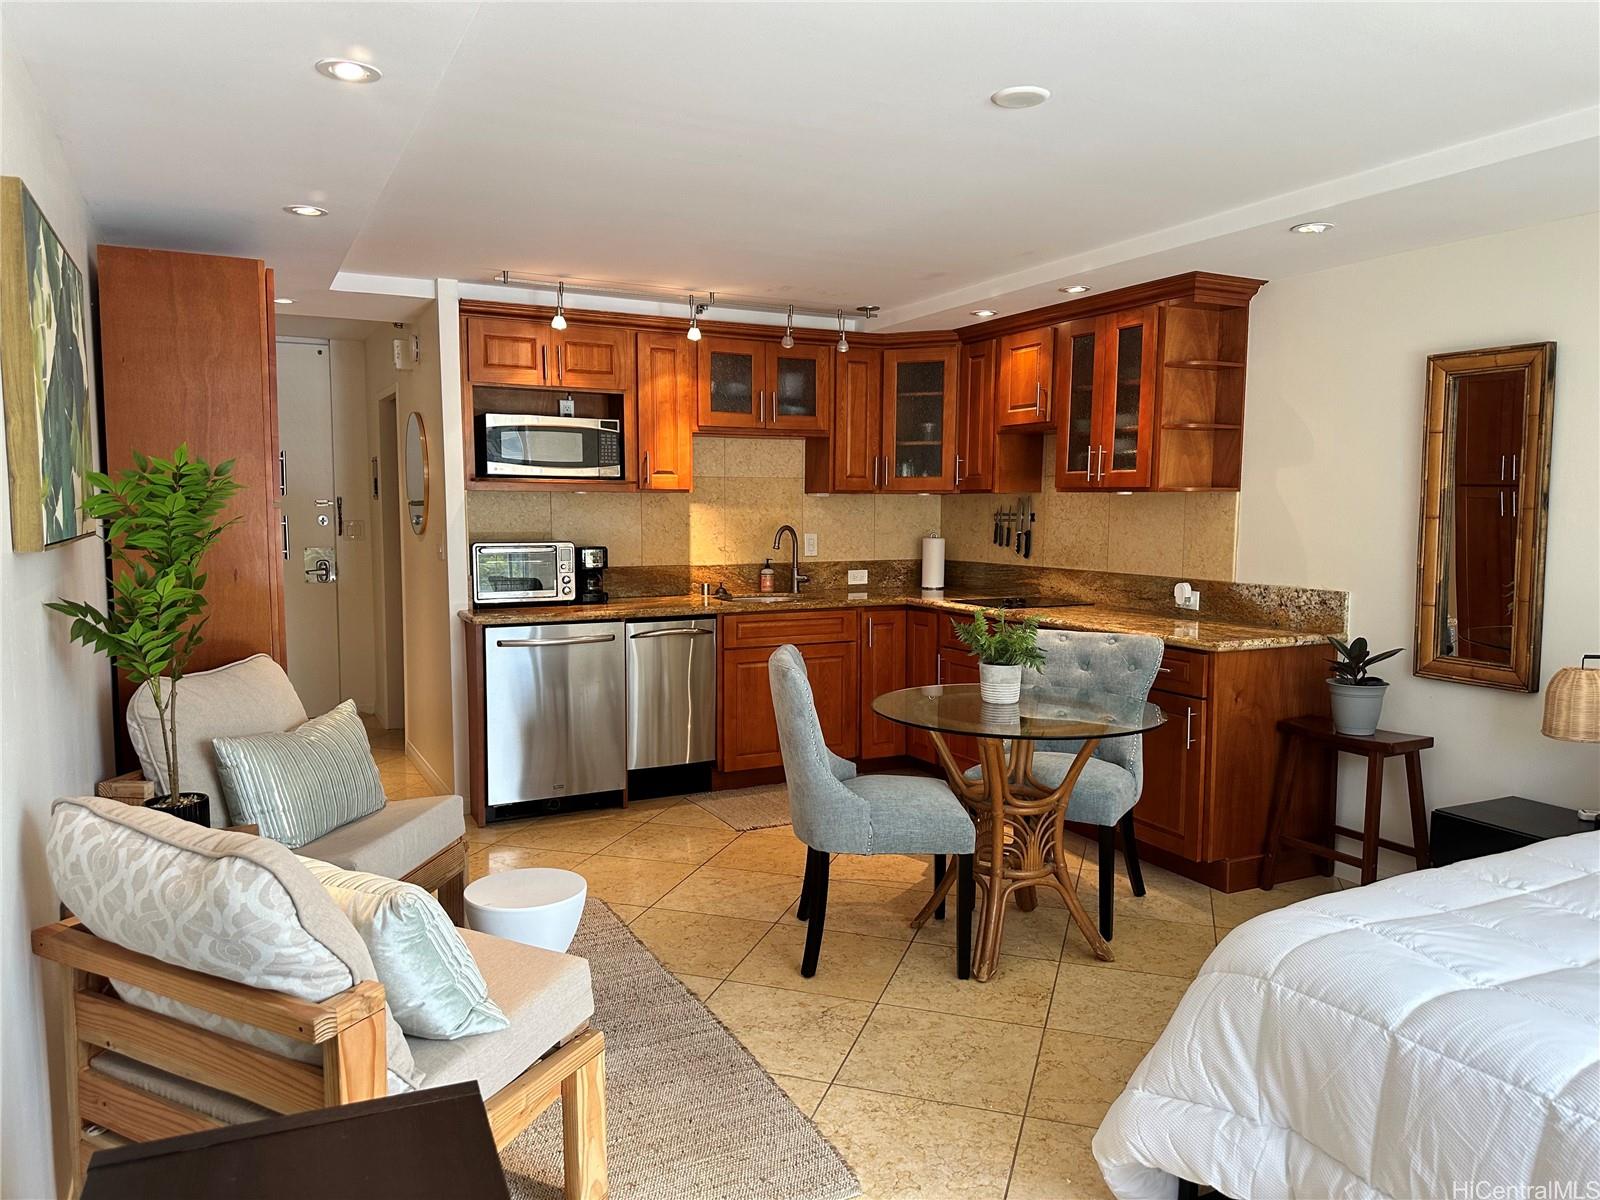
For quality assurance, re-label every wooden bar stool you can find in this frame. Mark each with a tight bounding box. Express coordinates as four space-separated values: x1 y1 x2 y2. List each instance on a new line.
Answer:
1262 715 1433 888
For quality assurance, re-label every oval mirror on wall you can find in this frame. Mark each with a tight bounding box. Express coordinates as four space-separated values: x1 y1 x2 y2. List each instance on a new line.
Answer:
404 411 429 536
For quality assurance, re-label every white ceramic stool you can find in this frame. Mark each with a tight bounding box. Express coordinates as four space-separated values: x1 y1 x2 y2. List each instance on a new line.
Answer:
463 867 588 953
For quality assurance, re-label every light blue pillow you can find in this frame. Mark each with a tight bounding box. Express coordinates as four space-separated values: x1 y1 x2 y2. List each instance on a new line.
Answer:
212 700 384 848
298 857 509 1040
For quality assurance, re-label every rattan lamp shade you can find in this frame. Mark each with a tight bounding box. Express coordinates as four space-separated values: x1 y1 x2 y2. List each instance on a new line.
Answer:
1542 655 1600 742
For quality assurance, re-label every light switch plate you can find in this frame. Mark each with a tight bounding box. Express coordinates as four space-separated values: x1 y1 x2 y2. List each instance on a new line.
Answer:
847 568 868 585
803 533 818 557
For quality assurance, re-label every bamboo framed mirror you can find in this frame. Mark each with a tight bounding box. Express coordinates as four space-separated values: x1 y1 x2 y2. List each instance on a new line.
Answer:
1415 342 1555 692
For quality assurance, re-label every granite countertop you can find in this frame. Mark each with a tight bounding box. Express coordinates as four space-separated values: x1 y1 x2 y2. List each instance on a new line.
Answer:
459 590 1327 652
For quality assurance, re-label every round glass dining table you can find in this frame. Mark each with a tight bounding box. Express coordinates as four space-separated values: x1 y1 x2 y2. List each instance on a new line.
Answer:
873 683 1165 980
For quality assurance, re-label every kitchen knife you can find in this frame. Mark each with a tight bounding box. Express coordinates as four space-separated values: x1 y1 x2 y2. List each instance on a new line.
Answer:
1015 498 1029 555
1023 504 1035 558
993 509 1003 546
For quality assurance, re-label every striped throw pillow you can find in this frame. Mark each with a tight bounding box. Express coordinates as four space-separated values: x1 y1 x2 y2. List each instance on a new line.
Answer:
298 856 509 1040
213 700 385 848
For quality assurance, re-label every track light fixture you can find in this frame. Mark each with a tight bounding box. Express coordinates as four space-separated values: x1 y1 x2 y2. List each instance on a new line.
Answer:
685 294 702 342
550 281 567 331
835 310 849 353
781 305 795 349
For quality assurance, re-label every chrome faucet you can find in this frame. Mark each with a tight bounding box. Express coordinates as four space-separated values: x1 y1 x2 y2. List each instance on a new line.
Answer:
773 524 810 594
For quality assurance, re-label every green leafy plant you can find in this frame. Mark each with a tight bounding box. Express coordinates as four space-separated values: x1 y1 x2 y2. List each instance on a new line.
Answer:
47 446 241 798
954 609 1047 671
1327 636 1402 687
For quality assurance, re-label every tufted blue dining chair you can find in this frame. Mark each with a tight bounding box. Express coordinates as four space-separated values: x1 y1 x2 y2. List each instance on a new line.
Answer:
768 645 977 978
965 629 1165 939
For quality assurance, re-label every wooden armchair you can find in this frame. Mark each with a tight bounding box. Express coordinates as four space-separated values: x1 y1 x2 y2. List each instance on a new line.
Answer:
33 920 607 1200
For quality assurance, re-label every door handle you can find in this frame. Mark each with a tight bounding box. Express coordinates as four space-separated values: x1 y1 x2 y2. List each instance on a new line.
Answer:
955 454 963 484
280 514 290 560
540 344 548 383
1500 454 1506 481
1510 453 1519 481
304 558 334 583
642 451 650 484
867 618 874 648
1499 492 1505 518
556 344 563 382
496 634 618 648
278 451 287 497
872 456 879 487
629 628 713 639
1034 381 1041 412
1184 707 1195 749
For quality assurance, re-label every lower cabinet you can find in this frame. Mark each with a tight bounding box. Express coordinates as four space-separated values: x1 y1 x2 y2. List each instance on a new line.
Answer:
1134 690 1208 860
936 647 981 769
717 611 859 772
859 609 908 759
905 608 941 764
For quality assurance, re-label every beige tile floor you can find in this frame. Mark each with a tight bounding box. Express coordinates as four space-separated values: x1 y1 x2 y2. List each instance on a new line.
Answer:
458 791 1346 1200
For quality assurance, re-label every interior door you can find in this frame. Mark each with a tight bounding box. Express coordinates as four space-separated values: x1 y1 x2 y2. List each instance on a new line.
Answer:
276 339 342 715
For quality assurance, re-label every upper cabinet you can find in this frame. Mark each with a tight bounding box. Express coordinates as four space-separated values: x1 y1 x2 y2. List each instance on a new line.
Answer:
465 316 630 391
959 338 1044 494
1054 300 1246 492
881 348 958 492
807 347 881 493
697 336 830 435
997 327 1055 429
636 332 696 492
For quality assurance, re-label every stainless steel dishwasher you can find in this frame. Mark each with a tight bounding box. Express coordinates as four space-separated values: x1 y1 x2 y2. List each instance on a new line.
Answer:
485 621 626 810
625 617 716 771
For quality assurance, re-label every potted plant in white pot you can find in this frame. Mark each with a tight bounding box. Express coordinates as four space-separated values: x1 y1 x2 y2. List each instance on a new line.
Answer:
47 446 240 825
1326 636 1402 736
954 609 1046 704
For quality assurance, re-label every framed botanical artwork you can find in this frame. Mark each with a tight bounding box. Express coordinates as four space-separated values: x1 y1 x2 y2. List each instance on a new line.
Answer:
1 175 95 551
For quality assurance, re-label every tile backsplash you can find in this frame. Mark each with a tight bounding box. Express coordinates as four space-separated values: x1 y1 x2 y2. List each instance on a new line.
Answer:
940 436 1238 580
467 435 943 567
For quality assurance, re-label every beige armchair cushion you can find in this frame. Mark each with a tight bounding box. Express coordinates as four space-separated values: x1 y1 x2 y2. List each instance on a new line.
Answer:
47 796 421 1092
126 654 307 826
298 794 465 879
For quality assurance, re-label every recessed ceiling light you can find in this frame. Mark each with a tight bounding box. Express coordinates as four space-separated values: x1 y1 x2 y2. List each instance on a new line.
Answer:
283 204 329 218
315 58 382 84
990 85 1050 110
970 309 997 318
274 297 295 305
1058 284 1091 295
1291 221 1335 234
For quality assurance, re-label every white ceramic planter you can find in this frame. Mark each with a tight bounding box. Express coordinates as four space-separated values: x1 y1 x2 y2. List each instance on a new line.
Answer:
1328 679 1388 736
979 662 1023 705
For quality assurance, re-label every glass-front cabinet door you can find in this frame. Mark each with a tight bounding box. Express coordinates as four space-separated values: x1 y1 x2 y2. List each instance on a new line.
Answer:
882 348 958 492
769 344 831 434
1054 316 1100 487
696 336 765 430
1097 307 1157 488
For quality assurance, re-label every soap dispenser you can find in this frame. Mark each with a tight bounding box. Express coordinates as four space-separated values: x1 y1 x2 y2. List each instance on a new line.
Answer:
759 559 776 593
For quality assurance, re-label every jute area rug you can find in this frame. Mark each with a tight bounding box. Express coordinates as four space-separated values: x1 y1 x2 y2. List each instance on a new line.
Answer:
687 783 794 832
500 901 860 1200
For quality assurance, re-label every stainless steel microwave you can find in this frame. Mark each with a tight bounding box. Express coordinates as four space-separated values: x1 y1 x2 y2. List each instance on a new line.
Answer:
471 542 577 605
477 413 623 479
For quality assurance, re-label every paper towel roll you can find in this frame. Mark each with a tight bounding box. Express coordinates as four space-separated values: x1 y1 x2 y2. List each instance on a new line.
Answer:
921 536 946 590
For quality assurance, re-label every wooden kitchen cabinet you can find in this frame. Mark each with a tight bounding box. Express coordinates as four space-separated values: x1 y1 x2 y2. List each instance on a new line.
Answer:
859 608 908 759
698 336 829 435
905 608 941 764
635 332 696 491
881 348 958 492
1134 690 1208 860
958 338 1044 494
935 647 981 770
551 323 631 390
806 347 880 492
466 315 550 387
719 641 858 772
997 327 1055 430
1053 306 1157 489
466 316 629 391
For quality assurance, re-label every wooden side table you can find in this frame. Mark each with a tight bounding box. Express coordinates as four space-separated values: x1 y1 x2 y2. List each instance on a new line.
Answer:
1262 715 1433 888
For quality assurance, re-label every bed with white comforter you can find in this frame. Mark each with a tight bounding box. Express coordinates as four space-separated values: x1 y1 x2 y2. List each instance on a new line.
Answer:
1094 832 1600 1199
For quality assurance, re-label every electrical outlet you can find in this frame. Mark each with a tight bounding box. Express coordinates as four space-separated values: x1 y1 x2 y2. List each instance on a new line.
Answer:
803 532 818 557
847 568 868 586
1179 591 1201 611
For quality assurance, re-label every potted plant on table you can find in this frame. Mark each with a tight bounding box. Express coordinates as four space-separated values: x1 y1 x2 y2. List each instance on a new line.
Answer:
48 446 240 826
1326 636 1403 736
954 608 1046 705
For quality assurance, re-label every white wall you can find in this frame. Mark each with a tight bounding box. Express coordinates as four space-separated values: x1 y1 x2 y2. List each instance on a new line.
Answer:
0 43 110 1200
1239 213 1600 871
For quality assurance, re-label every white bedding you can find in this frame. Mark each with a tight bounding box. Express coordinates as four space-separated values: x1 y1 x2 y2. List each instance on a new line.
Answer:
1094 833 1600 1200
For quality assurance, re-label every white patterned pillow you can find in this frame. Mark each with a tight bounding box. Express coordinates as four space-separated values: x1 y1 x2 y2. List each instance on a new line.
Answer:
212 700 384 848
297 858 509 1040
46 797 421 1093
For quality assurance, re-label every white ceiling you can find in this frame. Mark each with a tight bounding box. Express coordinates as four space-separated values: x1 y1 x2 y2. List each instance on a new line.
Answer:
5 2 1597 328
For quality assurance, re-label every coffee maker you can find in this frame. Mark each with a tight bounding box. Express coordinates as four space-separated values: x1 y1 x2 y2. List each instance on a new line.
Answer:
575 546 608 604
